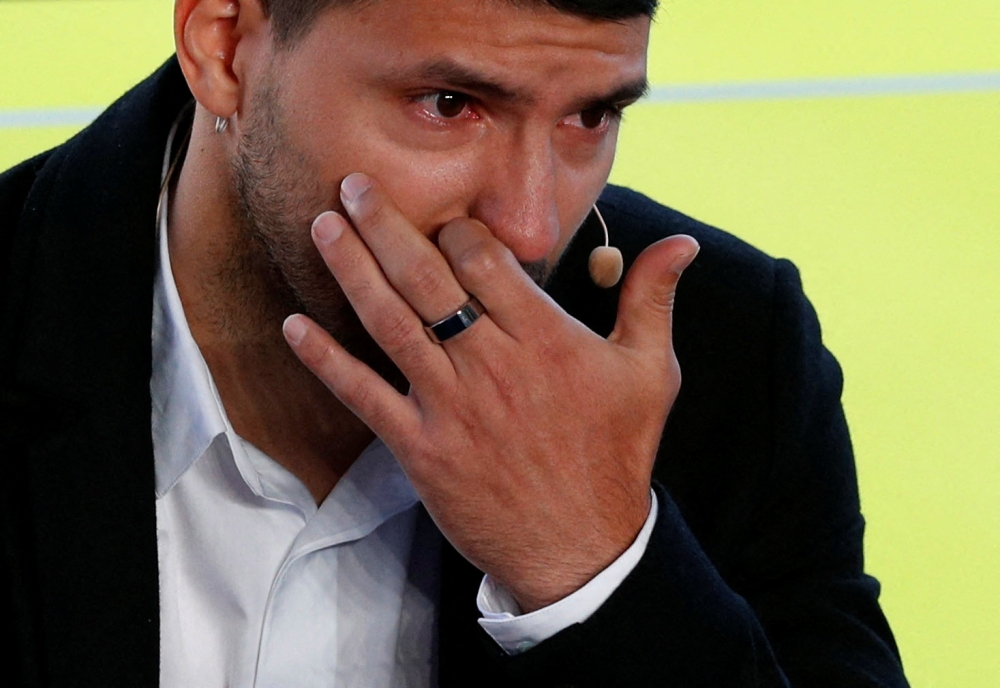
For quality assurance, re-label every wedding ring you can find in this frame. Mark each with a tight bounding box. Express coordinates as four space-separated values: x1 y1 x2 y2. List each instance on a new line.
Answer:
425 298 485 344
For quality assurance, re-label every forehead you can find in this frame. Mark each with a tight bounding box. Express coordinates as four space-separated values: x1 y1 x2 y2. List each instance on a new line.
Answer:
288 0 650 100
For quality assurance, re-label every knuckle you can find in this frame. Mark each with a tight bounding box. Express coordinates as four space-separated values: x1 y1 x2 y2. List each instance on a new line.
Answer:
343 373 376 411
299 331 335 368
647 278 679 315
400 256 449 302
353 193 390 230
376 309 419 353
488 366 521 407
454 239 507 281
531 322 575 363
361 393 395 435
298 337 344 387
330 244 366 278
374 310 435 373
441 216 488 243
401 443 434 481
664 360 682 399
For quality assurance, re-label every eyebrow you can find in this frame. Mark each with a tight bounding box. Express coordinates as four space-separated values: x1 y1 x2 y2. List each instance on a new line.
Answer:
384 59 536 105
386 58 649 111
572 77 650 113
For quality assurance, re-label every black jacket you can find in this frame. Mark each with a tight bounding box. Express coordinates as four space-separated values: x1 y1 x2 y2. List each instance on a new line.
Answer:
0 59 908 687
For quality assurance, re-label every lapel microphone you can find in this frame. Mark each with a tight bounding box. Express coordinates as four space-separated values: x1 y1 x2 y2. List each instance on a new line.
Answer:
588 204 623 288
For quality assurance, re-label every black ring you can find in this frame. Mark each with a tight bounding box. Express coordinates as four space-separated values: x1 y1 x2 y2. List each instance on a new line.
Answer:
425 298 485 343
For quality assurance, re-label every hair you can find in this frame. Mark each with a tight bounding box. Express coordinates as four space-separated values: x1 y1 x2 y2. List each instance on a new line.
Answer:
259 0 658 45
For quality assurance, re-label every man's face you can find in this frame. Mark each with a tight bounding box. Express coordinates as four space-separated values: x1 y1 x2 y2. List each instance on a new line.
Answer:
230 0 649 343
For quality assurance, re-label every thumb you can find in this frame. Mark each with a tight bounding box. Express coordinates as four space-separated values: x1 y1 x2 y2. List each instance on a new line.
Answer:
608 234 700 353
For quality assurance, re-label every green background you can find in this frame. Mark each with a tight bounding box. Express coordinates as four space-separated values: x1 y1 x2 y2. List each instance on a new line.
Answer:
2 1 998 684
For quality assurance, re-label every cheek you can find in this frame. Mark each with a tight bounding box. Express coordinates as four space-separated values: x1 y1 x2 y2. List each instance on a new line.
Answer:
299 131 473 237
549 208 589 265
550 162 616 261
358 150 483 239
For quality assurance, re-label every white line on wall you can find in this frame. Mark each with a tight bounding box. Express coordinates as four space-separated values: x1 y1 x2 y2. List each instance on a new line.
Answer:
646 71 1000 103
2 72 999 129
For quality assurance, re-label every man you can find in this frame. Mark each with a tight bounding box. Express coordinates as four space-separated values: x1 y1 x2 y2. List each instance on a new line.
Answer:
0 0 909 685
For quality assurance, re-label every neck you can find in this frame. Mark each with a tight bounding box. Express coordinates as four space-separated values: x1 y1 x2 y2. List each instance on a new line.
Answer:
166 109 374 504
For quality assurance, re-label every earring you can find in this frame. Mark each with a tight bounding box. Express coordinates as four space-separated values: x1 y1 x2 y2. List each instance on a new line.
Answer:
215 116 229 134
588 204 623 288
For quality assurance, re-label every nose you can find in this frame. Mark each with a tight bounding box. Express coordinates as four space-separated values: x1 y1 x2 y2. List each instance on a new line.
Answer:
468 133 562 266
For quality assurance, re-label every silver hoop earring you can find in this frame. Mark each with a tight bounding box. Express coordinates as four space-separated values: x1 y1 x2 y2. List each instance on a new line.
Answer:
215 116 229 134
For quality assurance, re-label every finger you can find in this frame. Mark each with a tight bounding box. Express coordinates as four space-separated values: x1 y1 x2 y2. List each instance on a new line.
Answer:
340 173 471 326
310 210 453 387
437 217 558 340
282 313 421 443
608 235 700 354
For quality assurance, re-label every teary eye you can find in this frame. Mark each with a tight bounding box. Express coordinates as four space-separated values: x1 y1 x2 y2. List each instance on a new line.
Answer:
429 91 471 119
579 107 609 129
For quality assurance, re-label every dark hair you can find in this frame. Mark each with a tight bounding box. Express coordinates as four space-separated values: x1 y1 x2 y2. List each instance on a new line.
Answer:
260 0 658 45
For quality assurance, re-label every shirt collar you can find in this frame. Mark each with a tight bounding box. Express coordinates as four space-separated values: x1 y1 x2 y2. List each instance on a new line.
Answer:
149 133 418 522
150 177 229 498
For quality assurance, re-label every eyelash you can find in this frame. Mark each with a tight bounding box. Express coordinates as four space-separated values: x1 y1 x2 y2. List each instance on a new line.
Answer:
576 105 626 130
411 91 478 124
411 90 626 132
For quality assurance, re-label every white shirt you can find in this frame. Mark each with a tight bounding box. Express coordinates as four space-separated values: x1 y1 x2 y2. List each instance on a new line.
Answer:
152 144 657 686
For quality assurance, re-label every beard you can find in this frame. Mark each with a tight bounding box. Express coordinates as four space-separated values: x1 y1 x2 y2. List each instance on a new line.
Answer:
227 81 556 390
228 83 408 389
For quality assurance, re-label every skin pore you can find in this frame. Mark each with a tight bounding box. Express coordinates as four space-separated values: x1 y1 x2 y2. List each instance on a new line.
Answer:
169 0 651 505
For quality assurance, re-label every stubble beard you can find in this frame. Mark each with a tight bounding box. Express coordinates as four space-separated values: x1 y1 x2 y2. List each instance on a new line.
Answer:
229 83 406 390
226 82 559 391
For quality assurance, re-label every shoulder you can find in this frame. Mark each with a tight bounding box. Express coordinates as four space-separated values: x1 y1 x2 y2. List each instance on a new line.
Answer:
0 58 188 384
590 185 814 423
550 184 793 342
0 151 52 215
0 150 58 255
0 149 63 328
590 185 822 416
599 184 784 308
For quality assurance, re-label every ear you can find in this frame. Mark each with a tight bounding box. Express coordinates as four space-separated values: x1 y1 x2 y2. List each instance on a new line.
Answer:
174 0 269 119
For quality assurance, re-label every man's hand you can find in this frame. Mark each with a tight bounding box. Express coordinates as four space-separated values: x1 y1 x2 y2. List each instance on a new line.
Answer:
282 173 698 612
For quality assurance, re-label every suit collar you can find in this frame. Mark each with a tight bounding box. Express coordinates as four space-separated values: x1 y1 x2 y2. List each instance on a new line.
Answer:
7 58 190 408
3 57 192 686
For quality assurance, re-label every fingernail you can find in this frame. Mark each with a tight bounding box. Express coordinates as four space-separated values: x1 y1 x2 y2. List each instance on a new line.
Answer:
340 173 371 206
312 211 343 246
283 314 308 346
669 245 700 274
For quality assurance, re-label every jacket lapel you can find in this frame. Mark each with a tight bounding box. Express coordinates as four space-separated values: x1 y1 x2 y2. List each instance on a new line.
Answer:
2 59 192 686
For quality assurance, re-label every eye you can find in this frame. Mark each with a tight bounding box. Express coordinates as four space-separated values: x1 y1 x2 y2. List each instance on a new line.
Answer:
580 107 609 129
416 91 474 120
576 105 623 130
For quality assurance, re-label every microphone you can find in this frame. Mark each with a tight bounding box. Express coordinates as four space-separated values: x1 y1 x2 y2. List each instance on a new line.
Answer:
588 204 623 288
